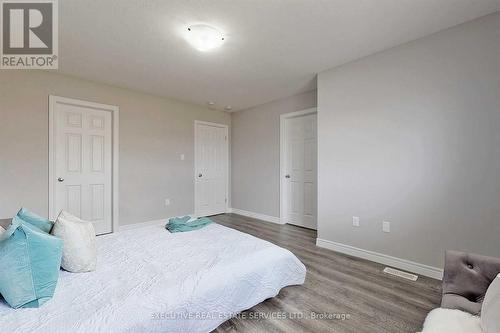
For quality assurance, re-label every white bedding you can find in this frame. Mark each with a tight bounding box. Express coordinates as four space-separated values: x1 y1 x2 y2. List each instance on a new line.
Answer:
0 223 306 333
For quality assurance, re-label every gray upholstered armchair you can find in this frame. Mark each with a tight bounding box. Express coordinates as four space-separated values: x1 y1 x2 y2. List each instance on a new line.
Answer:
441 250 500 315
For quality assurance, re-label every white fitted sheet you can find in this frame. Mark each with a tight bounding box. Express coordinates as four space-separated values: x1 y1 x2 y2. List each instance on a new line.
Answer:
0 223 306 333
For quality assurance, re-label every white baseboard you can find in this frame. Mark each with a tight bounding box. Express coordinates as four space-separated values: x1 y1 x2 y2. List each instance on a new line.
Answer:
119 213 195 232
316 238 443 280
228 208 282 224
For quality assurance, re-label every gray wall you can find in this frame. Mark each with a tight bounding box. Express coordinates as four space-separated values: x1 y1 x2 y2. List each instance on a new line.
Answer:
317 13 500 268
0 70 230 226
231 90 317 217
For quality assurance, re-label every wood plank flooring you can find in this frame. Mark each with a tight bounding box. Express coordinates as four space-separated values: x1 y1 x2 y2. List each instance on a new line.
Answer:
211 213 441 333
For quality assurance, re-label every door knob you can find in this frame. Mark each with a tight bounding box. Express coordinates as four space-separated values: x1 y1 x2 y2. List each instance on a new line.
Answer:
57 177 65 182
285 174 290 179
198 173 203 178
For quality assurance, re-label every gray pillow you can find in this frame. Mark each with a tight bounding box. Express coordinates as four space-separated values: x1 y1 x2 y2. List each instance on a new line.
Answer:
0 218 11 229
481 274 500 333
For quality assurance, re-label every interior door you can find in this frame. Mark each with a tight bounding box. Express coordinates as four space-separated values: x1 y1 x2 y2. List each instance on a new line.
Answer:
283 113 317 229
51 99 113 235
195 122 228 217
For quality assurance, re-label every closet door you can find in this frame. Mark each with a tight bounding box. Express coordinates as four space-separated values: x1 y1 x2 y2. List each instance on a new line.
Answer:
194 121 228 217
50 97 115 235
282 113 317 229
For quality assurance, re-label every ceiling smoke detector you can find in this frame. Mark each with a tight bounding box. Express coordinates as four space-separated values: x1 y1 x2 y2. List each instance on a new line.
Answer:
185 24 225 52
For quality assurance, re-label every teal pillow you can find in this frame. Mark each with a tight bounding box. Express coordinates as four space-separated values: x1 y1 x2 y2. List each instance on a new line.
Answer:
0 216 63 308
17 207 53 233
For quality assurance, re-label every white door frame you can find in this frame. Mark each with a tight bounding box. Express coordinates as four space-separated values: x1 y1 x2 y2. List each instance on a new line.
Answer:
48 95 120 233
194 120 229 216
279 107 317 224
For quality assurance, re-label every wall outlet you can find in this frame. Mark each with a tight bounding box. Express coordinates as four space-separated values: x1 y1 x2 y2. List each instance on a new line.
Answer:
180 154 185 161
382 221 391 233
164 199 171 206
352 216 360 227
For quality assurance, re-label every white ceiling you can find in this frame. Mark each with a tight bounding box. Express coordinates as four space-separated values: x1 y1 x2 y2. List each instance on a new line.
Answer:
58 1 500 111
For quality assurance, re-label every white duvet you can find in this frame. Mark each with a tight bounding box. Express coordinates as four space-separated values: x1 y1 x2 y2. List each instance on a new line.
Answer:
0 223 306 333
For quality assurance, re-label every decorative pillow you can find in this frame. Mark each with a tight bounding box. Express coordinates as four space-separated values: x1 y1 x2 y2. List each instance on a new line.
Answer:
0 218 11 229
0 216 63 308
481 274 500 333
418 308 482 333
17 207 53 233
51 211 96 273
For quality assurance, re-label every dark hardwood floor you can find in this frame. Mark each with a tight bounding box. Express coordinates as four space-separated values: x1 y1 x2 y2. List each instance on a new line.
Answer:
211 213 441 333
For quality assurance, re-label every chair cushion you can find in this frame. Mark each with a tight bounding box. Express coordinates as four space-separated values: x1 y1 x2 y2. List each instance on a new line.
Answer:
17 208 53 233
51 211 96 273
441 251 500 315
0 216 63 308
481 274 500 332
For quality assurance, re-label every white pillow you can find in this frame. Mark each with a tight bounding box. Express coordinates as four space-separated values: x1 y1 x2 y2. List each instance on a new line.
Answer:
418 308 482 333
481 274 500 333
51 211 96 273
0 226 5 237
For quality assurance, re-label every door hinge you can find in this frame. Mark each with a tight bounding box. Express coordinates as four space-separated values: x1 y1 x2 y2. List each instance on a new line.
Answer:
225 198 227 203
225 135 227 141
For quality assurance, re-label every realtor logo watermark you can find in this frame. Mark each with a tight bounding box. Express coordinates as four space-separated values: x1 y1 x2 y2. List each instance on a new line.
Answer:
1 0 58 69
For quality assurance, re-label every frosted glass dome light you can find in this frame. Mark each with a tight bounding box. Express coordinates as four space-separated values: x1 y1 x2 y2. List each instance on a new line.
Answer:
185 24 225 52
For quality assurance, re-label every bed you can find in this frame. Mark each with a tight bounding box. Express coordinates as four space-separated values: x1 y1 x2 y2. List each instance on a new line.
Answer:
0 222 306 333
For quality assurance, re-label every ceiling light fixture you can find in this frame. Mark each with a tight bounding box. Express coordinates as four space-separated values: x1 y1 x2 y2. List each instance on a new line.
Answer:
224 105 232 111
185 24 225 52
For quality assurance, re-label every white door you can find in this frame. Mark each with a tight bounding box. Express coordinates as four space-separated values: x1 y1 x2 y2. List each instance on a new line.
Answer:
195 121 228 217
50 97 115 235
282 113 317 229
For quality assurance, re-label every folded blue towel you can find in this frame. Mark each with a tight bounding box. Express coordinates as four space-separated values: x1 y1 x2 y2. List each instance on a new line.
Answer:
166 216 213 233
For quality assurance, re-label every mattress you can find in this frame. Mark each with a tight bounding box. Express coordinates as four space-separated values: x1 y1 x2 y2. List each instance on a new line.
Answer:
0 223 306 333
